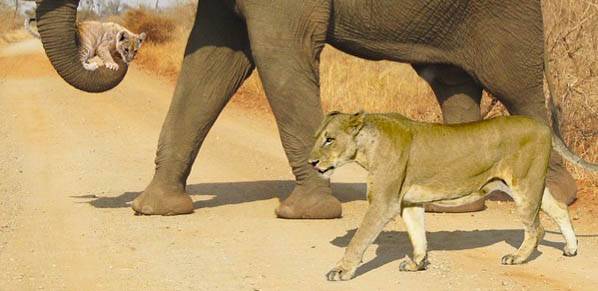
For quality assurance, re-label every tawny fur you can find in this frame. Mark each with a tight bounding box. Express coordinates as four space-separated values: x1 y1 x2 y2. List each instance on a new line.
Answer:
310 112 578 281
26 18 145 71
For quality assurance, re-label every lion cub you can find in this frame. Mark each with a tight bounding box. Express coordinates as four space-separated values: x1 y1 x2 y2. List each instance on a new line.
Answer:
309 111 578 281
26 18 146 71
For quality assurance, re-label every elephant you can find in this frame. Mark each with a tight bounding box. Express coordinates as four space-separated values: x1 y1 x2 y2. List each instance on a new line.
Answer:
34 0 596 218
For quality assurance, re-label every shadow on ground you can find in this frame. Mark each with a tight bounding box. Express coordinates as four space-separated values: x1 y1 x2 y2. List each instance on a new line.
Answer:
330 228 567 278
71 180 366 209
72 180 596 278
73 179 516 210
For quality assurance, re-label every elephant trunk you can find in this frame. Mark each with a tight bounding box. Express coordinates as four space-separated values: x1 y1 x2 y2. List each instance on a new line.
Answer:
35 0 127 93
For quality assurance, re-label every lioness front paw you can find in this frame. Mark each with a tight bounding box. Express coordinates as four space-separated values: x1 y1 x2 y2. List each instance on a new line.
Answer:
501 254 525 265
326 264 356 281
399 256 428 272
563 242 578 257
563 248 577 257
105 62 119 71
83 62 99 71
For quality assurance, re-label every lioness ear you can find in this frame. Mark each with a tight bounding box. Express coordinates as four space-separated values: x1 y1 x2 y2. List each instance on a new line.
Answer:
348 111 365 135
327 111 341 117
314 111 342 138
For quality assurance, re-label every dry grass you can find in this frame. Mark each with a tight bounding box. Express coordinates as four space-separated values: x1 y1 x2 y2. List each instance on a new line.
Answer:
543 0 598 186
0 5 29 46
0 7 13 34
117 5 194 81
541 0 598 211
320 49 442 121
122 8 176 44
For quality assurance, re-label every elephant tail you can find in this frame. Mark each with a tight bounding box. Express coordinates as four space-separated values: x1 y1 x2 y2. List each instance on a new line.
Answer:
24 17 41 39
544 54 598 172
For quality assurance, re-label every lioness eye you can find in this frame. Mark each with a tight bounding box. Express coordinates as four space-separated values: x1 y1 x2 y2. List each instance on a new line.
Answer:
324 137 334 145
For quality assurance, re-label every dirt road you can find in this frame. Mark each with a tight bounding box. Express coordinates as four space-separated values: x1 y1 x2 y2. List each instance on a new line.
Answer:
0 40 597 290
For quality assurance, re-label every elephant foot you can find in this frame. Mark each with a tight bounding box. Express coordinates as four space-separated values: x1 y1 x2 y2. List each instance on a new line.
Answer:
132 184 194 216
424 198 486 213
275 182 341 219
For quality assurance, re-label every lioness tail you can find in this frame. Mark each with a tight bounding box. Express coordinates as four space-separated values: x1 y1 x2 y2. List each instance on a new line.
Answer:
545 54 597 172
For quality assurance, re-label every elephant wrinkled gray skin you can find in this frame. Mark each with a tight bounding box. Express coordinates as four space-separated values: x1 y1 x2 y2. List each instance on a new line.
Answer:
38 0 592 217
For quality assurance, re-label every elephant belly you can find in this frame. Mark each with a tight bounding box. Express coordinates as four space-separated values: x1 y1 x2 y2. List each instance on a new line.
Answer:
327 0 475 63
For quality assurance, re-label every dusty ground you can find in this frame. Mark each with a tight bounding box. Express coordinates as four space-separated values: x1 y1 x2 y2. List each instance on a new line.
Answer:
0 40 597 291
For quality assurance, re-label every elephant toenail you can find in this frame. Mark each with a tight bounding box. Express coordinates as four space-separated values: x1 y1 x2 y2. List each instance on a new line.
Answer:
141 205 154 214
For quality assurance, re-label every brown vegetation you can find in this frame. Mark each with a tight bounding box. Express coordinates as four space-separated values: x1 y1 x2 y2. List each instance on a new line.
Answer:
0 4 29 46
122 8 176 44
121 4 194 81
543 1 598 180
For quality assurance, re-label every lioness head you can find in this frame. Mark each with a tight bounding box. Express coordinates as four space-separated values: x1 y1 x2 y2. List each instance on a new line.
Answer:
309 111 365 178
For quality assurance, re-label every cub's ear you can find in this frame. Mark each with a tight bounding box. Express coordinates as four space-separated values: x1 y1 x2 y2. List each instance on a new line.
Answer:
348 110 366 135
136 33 147 47
117 30 128 42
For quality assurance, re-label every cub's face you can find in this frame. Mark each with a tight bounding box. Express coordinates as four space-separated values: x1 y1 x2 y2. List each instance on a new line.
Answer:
116 31 146 63
309 112 365 178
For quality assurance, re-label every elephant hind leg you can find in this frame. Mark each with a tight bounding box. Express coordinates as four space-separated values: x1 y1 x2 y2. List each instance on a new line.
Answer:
414 64 483 124
414 64 486 213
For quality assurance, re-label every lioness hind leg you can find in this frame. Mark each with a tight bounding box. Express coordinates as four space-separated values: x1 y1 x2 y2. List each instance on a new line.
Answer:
501 183 545 265
540 188 578 256
400 206 428 271
501 214 544 265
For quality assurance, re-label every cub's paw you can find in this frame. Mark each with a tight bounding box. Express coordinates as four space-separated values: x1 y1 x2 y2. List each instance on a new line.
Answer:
326 264 356 281
399 256 428 272
83 62 99 71
501 254 525 265
105 62 120 71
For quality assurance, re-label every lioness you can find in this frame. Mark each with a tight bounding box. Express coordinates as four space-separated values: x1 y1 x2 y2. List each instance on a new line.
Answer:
309 111 578 281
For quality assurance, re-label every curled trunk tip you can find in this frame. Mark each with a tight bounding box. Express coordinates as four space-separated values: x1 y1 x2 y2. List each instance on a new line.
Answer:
36 0 128 93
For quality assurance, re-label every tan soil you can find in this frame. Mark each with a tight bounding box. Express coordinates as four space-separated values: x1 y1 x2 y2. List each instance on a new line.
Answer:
0 39 597 291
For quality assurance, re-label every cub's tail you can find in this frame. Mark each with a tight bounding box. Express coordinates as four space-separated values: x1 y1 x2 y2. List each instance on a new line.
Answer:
545 54 598 172
24 17 41 39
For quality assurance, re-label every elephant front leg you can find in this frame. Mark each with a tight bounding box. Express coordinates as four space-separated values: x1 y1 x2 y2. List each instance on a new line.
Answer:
132 0 254 215
255 53 341 219
246 4 340 219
